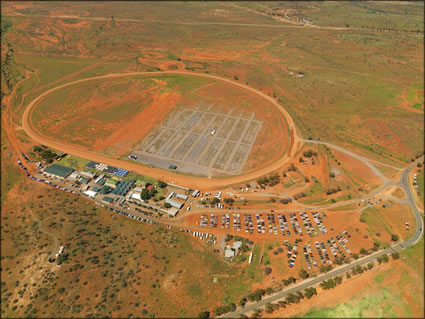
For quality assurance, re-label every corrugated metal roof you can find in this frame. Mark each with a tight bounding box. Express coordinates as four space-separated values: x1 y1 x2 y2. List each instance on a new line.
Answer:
44 164 74 178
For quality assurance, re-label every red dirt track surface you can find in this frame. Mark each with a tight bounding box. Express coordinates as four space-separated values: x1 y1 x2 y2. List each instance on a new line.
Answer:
22 71 300 190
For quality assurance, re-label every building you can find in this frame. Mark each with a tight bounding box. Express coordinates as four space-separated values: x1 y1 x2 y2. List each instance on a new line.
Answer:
133 186 143 193
105 178 118 188
83 190 97 198
131 192 142 201
102 196 115 204
43 164 74 179
176 193 188 201
233 241 243 255
224 247 235 259
160 207 179 217
94 174 105 184
79 171 95 178
69 171 80 179
79 177 91 184
192 189 200 197
165 192 187 209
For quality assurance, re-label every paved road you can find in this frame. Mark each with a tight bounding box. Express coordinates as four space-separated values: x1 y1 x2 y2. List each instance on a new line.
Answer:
304 139 389 183
222 156 424 318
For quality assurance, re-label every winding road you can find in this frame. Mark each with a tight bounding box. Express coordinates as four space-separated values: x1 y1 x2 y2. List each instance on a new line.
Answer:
222 157 424 318
9 66 424 316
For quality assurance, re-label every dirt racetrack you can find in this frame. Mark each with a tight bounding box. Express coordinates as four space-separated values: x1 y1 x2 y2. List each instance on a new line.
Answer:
22 71 301 189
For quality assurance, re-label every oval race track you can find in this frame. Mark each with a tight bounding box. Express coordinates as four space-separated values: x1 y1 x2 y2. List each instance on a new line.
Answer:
22 71 300 190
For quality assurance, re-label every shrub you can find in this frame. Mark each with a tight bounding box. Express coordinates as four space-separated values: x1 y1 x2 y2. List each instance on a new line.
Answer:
266 287 274 295
304 287 317 299
319 264 332 273
333 275 343 285
247 289 266 302
320 278 336 290
157 181 167 188
391 234 399 242
280 198 293 204
265 303 274 314
239 297 247 307
198 311 210 318
299 268 309 279
382 254 389 263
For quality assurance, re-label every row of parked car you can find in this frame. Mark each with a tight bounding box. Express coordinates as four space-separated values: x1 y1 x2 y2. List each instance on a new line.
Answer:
17 159 79 195
107 206 158 226
18 158 163 229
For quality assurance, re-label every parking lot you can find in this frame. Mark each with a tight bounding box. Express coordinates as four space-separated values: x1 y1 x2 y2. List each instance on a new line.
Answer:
197 211 353 268
129 107 263 176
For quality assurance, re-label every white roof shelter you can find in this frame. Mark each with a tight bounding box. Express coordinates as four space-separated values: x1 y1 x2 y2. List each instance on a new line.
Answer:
83 190 97 198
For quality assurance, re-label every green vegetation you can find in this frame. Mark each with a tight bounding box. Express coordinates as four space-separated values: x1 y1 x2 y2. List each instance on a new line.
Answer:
360 207 394 236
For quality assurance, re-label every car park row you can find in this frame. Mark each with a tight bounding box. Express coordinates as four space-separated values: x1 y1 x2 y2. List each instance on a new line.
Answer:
199 212 330 238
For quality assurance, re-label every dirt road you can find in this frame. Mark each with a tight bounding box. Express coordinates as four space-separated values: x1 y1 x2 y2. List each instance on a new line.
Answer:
22 71 300 190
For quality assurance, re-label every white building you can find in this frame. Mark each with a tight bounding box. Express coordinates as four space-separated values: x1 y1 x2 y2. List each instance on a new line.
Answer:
80 171 95 178
83 190 97 198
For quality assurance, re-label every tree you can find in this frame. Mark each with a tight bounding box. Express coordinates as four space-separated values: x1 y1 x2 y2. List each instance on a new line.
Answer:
391 234 399 242
265 303 274 314
157 181 167 188
391 252 400 260
360 248 368 255
211 197 220 204
140 189 151 201
265 287 274 295
333 276 343 285
163 203 171 209
198 311 210 318
280 198 293 204
382 254 389 263
319 264 332 273
247 289 266 302
353 253 359 260
299 268 309 279
346 272 351 279
304 287 317 299
234 75 239 80
239 297 247 308
367 262 374 270
264 267 272 275
320 278 336 290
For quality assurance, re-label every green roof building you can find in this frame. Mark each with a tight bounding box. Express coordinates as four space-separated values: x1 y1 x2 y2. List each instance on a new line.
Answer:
102 196 115 204
105 178 118 187
80 177 91 184
44 164 74 179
